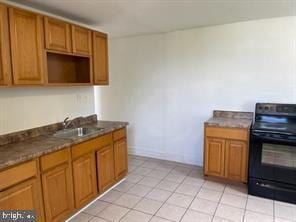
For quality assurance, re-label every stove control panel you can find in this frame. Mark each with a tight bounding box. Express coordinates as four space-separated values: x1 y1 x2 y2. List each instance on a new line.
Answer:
256 103 296 116
256 104 276 114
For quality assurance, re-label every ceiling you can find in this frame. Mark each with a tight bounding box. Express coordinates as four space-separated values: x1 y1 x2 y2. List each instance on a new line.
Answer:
8 0 296 38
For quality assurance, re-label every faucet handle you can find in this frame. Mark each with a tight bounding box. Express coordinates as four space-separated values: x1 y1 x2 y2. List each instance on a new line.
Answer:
63 117 70 123
62 117 70 128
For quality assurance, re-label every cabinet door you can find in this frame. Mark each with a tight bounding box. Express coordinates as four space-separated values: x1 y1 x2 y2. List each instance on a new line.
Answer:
97 145 115 193
204 138 225 177
72 25 92 55
44 17 71 53
72 153 97 208
93 31 108 85
9 8 45 85
114 138 128 179
225 140 247 182
0 179 43 222
0 4 11 86
42 163 74 222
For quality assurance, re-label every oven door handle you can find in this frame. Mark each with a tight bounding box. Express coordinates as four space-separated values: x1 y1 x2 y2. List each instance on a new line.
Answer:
255 182 296 193
252 132 296 143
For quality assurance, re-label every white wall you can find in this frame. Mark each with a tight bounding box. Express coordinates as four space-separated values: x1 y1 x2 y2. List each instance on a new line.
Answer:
0 87 94 134
96 16 296 166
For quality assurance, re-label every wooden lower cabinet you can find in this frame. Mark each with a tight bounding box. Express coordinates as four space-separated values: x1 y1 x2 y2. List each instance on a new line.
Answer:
72 153 97 208
204 126 249 183
42 163 74 222
225 140 247 182
0 127 128 222
204 138 225 177
114 138 128 179
0 178 43 221
97 145 115 193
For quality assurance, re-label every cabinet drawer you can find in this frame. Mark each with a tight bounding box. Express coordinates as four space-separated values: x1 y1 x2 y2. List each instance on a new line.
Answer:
0 160 37 191
72 133 112 158
205 126 248 141
113 128 126 141
40 148 70 171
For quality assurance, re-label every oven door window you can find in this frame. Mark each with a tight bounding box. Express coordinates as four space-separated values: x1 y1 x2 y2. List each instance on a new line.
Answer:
262 143 296 169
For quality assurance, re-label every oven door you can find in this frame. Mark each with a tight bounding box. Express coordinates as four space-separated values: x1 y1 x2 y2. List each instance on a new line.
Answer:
249 131 296 185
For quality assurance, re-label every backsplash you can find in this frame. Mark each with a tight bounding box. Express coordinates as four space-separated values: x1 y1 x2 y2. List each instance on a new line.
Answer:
213 110 253 119
0 114 97 146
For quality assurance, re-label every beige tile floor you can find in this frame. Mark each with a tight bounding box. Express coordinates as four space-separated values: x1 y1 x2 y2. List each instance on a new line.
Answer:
68 155 296 222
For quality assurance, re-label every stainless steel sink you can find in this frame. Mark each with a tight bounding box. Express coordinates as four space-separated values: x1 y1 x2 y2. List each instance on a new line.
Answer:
53 127 104 139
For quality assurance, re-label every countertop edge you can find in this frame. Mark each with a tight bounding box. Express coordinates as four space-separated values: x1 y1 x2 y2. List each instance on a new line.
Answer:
0 121 129 171
204 121 252 129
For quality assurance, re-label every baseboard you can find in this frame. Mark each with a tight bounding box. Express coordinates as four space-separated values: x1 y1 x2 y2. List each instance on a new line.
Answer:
128 146 203 167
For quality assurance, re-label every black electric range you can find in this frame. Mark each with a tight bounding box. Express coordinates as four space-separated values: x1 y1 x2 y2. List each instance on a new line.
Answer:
248 103 296 203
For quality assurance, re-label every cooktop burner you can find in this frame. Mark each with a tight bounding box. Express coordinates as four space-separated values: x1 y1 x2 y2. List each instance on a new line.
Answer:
252 103 296 135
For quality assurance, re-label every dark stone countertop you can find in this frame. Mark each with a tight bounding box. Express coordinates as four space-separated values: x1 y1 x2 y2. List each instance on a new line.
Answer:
205 110 253 129
0 136 72 170
0 118 128 171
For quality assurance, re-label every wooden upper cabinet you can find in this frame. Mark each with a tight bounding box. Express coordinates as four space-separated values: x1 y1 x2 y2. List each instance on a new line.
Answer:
0 4 109 87
204 138 225 177
72 25 92 55
9 8 45 85
93 31 109 85
225 140 247 182
0 4 11 86
44 17 71 53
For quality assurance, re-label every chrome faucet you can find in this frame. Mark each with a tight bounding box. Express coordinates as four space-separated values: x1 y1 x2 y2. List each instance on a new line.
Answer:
63 117 73 129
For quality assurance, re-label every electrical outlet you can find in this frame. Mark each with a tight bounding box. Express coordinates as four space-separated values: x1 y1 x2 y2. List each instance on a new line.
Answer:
76 94 82 103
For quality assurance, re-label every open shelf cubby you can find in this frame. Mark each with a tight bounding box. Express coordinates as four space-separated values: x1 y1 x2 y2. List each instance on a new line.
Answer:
47 52 91 84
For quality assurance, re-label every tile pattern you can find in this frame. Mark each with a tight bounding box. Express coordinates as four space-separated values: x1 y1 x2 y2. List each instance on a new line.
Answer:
69 155 296 222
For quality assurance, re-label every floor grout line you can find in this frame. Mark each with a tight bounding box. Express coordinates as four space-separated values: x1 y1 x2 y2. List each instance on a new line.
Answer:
125 156 177 221
70 155 296 222
210 182 226 222
178 175 206 222
152 167 194 221
132 156 199 222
